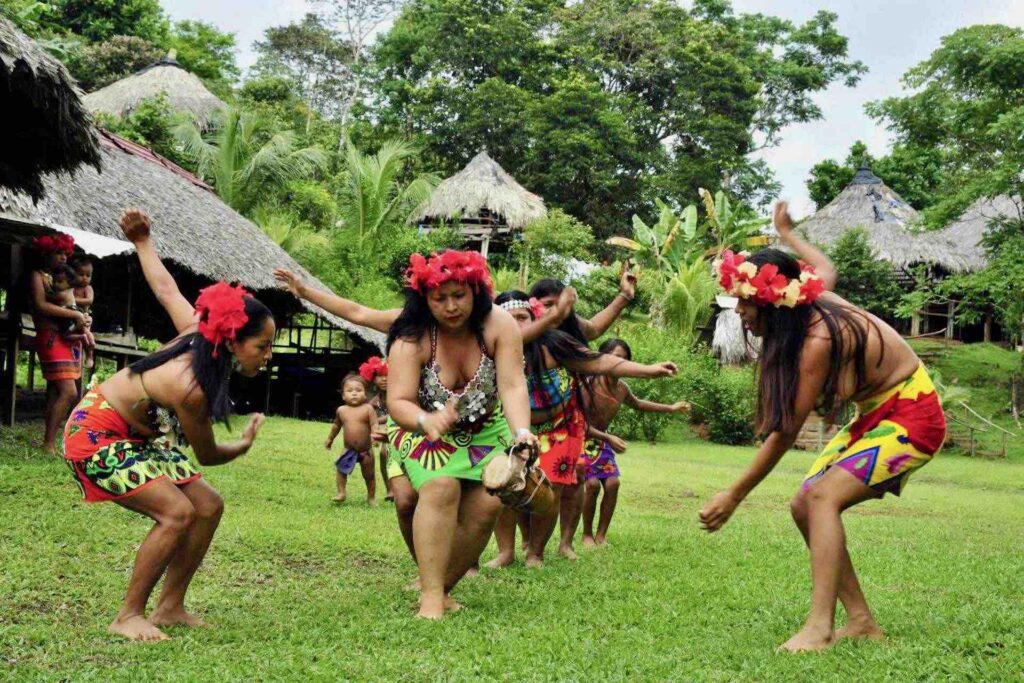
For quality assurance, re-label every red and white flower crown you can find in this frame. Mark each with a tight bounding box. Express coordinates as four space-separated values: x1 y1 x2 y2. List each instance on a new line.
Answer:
359 356 387 382
31 233 75 255
405 250 494 296
713 250 825 308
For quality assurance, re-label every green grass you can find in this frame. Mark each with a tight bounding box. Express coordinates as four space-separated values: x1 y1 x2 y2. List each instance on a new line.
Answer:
2 418 1023 681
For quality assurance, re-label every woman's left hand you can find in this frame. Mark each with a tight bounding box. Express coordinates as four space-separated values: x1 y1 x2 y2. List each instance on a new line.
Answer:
647 361 678 378
672 400 691 414
241 413 266 450
699 490 741 533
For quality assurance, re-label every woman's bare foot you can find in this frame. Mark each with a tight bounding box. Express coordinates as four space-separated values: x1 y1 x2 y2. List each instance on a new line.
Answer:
524 554 544 569
595 534 608 546
581 535 597 549
462 566 479 579
444 595 463 612
149 606 208 628
417 594 445 620
778 624 835 653
367 498 378 508
485 554 515 569
558 545 578 561
835 617 884 641
333 493 346 503
108 615 170 642
404 577 421 591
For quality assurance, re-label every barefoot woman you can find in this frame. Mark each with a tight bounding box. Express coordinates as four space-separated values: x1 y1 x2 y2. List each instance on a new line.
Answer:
699 202 946 652
63 210 273 641
385 251 537 618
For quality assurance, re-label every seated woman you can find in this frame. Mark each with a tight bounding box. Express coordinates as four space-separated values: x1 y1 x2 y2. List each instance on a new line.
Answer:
62 209 273 642
384 251 537 619
488 291 678 568
699 202 946 652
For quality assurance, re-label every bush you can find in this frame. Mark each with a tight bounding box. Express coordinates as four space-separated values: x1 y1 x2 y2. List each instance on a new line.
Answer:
286 181 337 231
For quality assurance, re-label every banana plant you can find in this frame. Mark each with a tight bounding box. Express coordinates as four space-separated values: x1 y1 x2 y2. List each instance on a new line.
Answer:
606 199 703 274
699 188 769 252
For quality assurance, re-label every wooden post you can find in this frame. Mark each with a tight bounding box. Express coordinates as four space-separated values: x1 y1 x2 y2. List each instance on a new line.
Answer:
945 301 955 341
983 314 992 343
480 235 491 259
2 244 23 426
911 312 921 337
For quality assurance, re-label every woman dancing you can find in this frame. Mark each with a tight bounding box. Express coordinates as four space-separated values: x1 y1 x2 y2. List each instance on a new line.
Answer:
63 210 272 641
488 291 677 568
580 338 690 548
382 251 536 618
699 202 946 652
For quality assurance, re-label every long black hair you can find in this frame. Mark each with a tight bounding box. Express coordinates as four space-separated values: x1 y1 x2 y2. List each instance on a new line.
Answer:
386 280 494 351
495 290 600 379
747 249 881 435
529 278 588 346
128 296 273 424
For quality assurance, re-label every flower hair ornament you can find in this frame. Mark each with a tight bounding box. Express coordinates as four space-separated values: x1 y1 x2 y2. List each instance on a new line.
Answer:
405 250 494 297
194 281 252 357
359 356 388 382
498 297 546 319
713 250 825 308
31 233 75 256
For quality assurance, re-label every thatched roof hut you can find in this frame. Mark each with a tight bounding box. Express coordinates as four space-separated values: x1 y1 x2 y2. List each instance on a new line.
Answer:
936 195 1016 272
0 15 100 201
800 162 972 273
0 131 382 348
411 150 547 254
83 52 226 128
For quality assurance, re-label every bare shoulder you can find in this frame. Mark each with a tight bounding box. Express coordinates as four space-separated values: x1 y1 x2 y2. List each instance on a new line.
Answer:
801 333 832 368
390 334 429 362
484 306 521 349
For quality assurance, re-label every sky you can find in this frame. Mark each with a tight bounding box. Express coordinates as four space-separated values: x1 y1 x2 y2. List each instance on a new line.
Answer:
162 0 1024 218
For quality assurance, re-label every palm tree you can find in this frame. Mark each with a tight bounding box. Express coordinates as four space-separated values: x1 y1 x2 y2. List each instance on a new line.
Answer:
173 106 328 214
338 139 437 246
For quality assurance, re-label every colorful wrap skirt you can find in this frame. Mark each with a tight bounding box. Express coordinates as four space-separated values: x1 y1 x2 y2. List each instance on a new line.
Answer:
581 438 621 480
387 406 511 490
535 396 586 487
803 364 946 497
63 389 201 503
36 328 82 381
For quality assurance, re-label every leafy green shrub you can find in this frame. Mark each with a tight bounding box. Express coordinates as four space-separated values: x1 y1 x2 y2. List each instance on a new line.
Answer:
286 181 337 231
514 209 595 284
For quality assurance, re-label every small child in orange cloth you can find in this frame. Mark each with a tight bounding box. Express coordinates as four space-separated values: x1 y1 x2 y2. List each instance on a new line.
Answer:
325 373 378 506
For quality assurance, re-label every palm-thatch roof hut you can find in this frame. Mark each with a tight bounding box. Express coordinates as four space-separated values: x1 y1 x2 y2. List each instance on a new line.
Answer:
937 195 1016 272
800 162 973 274
83 52 226 129
0 15 100 200
0 131 382 349
411 150 547 256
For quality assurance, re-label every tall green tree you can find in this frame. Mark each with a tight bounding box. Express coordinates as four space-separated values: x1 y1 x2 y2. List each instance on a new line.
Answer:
53 0 169 44
169 20 239 88
173 106 328 214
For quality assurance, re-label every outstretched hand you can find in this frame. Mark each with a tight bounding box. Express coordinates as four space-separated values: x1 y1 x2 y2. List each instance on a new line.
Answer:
607 434 628 454
241 413 266 449
273 268 305 299
699 490 741 533
647 361 678 378
773 201 795 241
619 258 638 300
119 208 151 243
671 400 692 414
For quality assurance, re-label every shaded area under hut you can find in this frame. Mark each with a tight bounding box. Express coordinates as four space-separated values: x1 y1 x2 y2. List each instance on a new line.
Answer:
1 131 383 425
411 150 547 256
799 162 997 342
0 14 101 201
83 51 226 129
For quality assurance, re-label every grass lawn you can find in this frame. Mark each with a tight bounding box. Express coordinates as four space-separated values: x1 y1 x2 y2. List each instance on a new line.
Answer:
2 417 1023 681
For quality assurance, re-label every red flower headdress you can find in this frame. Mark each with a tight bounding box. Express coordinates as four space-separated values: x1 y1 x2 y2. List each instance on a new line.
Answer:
498 296 546 319
31 233 75 256
528 297 546 319
405 250 494 297
713 250 825 308
359 356 388 382
194 281 252 356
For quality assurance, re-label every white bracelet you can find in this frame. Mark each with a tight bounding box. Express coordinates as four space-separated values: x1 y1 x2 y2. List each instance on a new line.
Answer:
514 427 532 439
416 413 428 433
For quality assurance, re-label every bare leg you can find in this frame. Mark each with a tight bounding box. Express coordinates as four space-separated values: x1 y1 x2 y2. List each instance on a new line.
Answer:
412 477 460 619
391 475 418 563
334 472 348 503
43 379 78 453
791 487 884 641
780 468 880 652
150 479 224 627
444 482 502 592
486 506 519 568
558 464 586 560
359 451 377 506
108 479 197 641
518 512 531 551
581 477 599 548
595 477 620 545
380 447 394 501
526 485 563 567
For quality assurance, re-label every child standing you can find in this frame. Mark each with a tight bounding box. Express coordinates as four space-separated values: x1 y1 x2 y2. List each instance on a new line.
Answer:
325 374 378 506
359 357 393 502
581 339 690 548
71 256 96 369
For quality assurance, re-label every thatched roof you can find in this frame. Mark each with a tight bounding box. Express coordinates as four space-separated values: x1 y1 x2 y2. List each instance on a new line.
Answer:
412 150 547 230
83 53 226 128
0 131 383 349
936 195 1017 272
801 162 973 273
0 15 100 201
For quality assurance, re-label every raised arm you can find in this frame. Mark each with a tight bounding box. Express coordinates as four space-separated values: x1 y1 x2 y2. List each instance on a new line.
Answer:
491 310 535 446
118 209 196 334
699 337 830 532
578 260 637 340
775 201 838 291
623 383 690 414
274 268 399 334
519 287 576 343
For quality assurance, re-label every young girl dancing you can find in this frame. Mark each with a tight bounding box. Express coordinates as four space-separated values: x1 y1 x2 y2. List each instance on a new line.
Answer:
580 338 690 548
699 202 946 652
488 291 677 568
